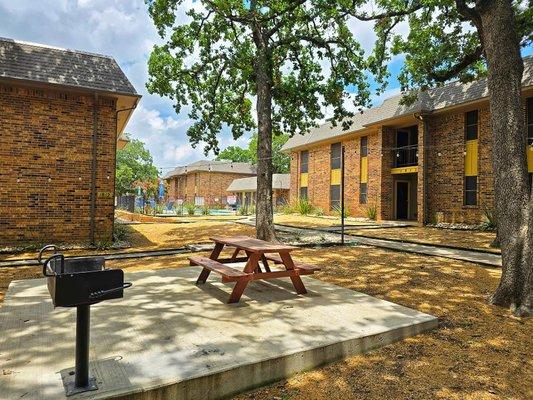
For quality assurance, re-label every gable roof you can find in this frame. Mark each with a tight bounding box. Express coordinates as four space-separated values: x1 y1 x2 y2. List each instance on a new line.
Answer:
282 55 533 152
227 174 290 192
0 37 138 96
165 160 256 179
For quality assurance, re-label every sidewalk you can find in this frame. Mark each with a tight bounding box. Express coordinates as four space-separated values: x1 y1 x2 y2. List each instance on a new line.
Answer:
239 219 502 267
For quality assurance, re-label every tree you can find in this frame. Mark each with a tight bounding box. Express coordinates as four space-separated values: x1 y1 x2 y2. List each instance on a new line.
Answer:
116 139 159 196
216 146 252 163
146 0 370 240
346 0 532 316
216 133 291 173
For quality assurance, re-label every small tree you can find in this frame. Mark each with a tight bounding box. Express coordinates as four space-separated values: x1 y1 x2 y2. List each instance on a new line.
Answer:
346 0 532 315
116 139 159 196
146 0 371 240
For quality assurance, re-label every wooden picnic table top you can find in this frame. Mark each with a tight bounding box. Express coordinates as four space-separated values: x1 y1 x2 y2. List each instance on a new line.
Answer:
209 235 298 253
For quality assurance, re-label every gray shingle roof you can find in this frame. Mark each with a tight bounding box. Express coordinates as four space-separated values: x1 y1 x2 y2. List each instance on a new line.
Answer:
283 55 533 151
165 160 257 179
0 37 138 95
227 174 290 192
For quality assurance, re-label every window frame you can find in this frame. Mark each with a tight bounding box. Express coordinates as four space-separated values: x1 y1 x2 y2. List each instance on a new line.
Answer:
300 150 309 173
330 142 342 169
359 183 367 204
360 136 368 157
299 186 308 199
527 98 533 145
465 110 479 141
464 176 478 206
330 184 341 210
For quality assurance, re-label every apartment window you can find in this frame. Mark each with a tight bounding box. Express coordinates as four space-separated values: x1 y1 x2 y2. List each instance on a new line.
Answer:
465 110 478 141
300 187 308 199
464 176 477 206
360 136 368 156
359 183 367 204
331 142 342 169
330 185 341 210
300 150 309 173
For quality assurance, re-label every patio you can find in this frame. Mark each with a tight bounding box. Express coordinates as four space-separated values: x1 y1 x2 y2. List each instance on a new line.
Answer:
0 266 436 400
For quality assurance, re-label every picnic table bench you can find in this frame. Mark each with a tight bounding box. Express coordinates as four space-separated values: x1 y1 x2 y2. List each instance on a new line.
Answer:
189 236 320 303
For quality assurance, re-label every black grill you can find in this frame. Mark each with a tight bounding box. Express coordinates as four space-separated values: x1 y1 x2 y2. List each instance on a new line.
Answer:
39 245 132 396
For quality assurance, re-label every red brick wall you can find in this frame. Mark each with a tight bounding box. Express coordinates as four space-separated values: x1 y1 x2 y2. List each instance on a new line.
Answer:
166 171 256 205
0 84 117 246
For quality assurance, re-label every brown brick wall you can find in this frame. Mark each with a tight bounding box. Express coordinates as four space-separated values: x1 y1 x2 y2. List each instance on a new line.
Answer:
0 84 117 246
166 171 256 205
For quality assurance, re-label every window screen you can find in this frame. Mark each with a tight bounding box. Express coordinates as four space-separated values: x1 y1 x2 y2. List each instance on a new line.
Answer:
330 142 342 169
464 176 477 205
359 183 367 204
465 110 478 141
300 150 309 173
330 185 340 210
299 187 308 199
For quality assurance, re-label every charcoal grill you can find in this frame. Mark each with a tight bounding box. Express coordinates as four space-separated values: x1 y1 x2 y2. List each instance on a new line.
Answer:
39 245 132 396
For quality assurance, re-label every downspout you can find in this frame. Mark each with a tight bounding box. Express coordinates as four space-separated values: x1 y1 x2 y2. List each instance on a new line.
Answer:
90 93 99 245
414 112 431 225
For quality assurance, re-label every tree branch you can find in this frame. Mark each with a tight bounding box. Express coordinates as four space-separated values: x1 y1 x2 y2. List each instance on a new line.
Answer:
428 45 483 82
349 1 423 21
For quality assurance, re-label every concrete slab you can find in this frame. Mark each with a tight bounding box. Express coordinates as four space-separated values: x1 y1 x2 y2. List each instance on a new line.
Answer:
0 267 437 400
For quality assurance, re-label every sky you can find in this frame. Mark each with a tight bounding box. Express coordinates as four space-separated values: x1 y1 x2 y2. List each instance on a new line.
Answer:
0 1 530 175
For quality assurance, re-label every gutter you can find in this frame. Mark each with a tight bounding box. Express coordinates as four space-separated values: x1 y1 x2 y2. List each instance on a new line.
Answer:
89 93 99 245
414 112 432 225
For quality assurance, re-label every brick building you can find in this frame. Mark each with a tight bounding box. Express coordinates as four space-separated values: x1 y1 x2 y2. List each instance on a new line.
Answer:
0 38 139 246
165 160 256 206
283 56 533 225
227 174 290 208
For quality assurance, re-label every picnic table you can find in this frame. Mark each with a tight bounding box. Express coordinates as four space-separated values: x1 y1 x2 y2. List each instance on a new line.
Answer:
189 236 320 303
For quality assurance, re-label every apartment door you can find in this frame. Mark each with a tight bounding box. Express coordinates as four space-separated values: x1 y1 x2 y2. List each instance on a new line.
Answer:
395 181 409 220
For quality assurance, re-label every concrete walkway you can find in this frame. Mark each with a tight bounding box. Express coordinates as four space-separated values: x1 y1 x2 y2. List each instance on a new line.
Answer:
240 219 502 267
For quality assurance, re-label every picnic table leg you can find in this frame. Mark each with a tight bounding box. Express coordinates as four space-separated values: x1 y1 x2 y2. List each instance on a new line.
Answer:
279 252 307 295
260 255 271 272
196 242 224 284
227 252 260 303
230 248 240 261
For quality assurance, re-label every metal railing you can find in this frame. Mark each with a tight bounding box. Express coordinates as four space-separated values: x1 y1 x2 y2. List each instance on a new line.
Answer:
392 145 418 167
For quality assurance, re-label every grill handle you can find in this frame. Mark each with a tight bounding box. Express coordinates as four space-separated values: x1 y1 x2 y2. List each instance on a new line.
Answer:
38 244 58 265
42 254 65 276
88 282 132 300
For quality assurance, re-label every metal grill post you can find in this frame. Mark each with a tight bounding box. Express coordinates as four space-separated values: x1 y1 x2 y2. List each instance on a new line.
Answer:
75 304 90 388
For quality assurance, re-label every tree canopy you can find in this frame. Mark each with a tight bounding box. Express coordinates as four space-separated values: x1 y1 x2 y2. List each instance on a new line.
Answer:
116 139 159 196
216 133 290 173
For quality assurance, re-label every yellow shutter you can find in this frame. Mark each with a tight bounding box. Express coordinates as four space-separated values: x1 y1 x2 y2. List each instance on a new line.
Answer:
360 156 368 183
527 145 533 174
465 140 478 176
330 169 341 185
300 173 308 187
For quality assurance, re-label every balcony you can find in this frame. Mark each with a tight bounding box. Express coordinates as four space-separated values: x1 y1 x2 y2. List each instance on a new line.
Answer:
393 145 418 168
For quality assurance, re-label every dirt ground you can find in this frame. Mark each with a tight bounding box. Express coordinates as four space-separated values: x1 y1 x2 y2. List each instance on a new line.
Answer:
347 226 498 254
1 244 530 399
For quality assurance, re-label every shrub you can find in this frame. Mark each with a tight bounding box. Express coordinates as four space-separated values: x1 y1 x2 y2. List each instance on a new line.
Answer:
480 207 497 231
332 205 350 218
314 207 324 216
201 204 210 215
237 205 250 216
294 198 314 215
366 204 377 220
184 202 196 216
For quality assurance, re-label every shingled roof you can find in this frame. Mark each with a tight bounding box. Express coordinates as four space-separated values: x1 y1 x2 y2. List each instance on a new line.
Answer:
165 160 257 179
283 55 533 151
0 37 138 95
227 174 290 192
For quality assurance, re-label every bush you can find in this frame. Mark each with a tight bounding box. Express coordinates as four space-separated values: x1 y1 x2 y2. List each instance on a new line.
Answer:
366 204 377 220
294 198 314 215
237 205 250 216
314 207 324 216
184 202 196 216
113 223 130 242
332 205 350 218
201 204 210 215
480 207 497 231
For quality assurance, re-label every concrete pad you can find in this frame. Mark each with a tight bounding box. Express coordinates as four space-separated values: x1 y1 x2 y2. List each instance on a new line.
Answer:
0 267 437 400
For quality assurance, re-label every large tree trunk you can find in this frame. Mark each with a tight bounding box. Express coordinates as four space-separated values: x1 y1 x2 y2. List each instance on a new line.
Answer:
253 40 276 241
479 0 532 316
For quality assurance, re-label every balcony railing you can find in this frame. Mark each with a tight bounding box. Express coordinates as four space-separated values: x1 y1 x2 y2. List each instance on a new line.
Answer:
393 145 418 167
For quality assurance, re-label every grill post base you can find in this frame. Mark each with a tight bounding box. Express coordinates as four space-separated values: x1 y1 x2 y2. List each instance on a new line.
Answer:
63 304 98 396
